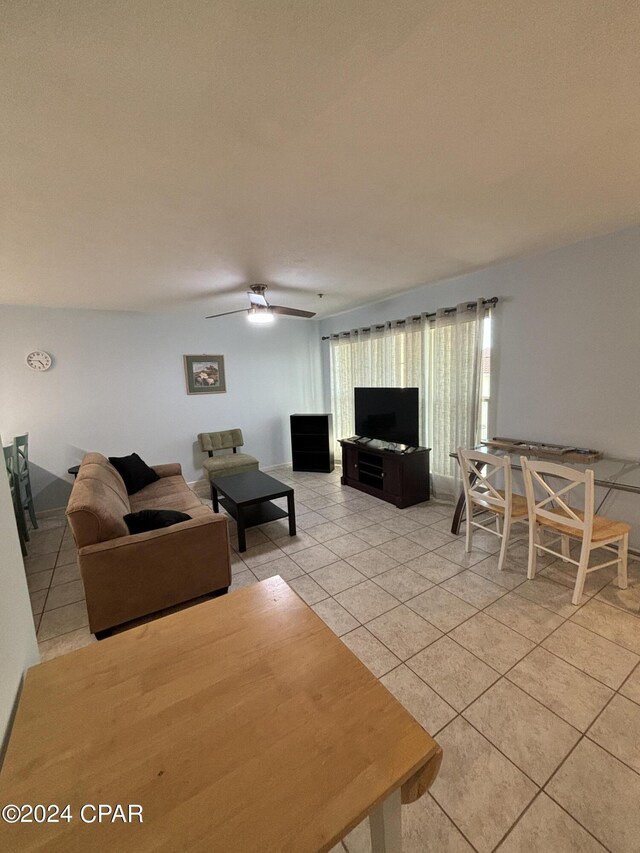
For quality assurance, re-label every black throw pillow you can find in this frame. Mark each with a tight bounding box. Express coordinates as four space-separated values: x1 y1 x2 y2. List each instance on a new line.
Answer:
109 452 160 495
124 509 191 534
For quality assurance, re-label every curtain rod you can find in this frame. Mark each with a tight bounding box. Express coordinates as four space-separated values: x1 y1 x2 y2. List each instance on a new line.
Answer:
321 297 498 341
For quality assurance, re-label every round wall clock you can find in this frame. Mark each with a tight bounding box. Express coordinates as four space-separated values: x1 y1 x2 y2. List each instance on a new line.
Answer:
26 351 52 371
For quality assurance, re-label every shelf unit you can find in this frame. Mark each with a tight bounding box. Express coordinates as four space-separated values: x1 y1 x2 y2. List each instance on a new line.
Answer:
290 414 335 473
339 439 430 508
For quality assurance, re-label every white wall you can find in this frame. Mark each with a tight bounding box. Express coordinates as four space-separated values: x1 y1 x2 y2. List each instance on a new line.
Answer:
0 307 322 509
320 224 640 545
0 439 39 760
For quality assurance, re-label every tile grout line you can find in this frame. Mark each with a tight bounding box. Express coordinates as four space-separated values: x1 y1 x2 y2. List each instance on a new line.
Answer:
371 568 639 843
29 519 67 634
298 529 637 846
234 500 636 701
491 786 613 853
242 473 640 848
36 521 87 642
242 480 640 851
580 689 640 779
32 475 639 851
362 604 621 848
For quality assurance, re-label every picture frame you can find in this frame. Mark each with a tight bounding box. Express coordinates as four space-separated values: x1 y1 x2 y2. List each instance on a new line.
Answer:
184 354 226 394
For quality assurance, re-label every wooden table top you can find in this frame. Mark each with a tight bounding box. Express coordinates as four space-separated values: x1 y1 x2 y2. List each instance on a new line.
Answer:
0 577 441 853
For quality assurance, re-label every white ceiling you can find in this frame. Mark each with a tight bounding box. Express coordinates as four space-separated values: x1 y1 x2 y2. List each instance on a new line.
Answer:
2 0 640 319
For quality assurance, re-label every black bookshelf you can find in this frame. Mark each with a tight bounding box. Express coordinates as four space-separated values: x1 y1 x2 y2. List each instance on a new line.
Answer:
290 414 335 473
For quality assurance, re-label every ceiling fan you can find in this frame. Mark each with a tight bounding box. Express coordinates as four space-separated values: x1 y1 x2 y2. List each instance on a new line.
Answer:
206 284 316 324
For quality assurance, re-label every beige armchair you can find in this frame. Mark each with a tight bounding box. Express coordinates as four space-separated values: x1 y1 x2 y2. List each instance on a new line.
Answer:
198 429 259 501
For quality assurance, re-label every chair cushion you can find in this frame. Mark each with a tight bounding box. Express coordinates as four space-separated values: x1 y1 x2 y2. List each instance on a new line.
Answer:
108 453 160 495
124 509 191 535
540 508 631 541
471 491 528 518
203 453 258 476
199 429 244 453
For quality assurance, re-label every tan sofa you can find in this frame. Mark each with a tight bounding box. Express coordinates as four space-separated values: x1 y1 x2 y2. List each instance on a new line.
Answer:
66 453 231 636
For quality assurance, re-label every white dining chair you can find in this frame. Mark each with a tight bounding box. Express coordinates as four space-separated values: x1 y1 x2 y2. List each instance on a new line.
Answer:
520 456 629 605
457 448 528 571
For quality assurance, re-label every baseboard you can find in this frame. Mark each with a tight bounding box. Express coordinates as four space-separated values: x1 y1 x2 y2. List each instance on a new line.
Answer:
35 506 68 518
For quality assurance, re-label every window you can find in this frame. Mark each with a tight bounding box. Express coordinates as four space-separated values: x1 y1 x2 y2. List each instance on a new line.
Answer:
329 303 492 498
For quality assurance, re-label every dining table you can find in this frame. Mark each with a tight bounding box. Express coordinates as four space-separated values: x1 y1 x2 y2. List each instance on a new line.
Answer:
450 443 640 537
0 576 442 852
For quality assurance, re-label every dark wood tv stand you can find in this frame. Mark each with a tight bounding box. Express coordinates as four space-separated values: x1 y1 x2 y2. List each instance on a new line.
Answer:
339 439 430 508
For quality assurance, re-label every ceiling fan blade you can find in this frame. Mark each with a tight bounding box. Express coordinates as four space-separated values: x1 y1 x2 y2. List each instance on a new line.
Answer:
270 305 316 318
247 291 269 307
205 309 249 319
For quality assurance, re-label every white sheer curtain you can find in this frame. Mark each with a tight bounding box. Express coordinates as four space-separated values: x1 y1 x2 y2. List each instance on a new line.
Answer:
329 301 490 497
426 300 486 498
329 317 427 443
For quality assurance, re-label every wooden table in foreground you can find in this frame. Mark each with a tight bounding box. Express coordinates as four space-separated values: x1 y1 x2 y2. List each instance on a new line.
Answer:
0 577 441 853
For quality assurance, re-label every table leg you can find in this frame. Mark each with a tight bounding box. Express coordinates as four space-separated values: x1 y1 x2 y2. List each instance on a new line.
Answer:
451 490 466 535
287 492 296 537
370 788 402 853
450 459 487 535
237 507 247 553
210 482 219 513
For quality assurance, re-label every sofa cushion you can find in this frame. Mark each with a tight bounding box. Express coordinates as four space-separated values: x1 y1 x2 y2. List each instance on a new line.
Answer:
128 491 205 513
132 475 191 500
127 476 204 513
108 453 160 495
124 509 191 534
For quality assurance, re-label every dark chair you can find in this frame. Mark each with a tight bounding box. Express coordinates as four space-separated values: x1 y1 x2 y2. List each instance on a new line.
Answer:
4 444 28 555
15 433 38 529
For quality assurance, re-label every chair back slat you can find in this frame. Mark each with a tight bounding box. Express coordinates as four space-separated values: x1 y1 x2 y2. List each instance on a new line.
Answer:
520 456 594 536
458 448 511 512
14 433 29 478
4 444 16 482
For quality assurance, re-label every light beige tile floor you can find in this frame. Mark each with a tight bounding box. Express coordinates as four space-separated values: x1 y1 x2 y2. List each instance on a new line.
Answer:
26 466 640 852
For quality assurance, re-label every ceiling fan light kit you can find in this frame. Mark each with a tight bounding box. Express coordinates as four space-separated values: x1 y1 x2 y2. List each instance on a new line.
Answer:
247 306 275 325
206 284 316 323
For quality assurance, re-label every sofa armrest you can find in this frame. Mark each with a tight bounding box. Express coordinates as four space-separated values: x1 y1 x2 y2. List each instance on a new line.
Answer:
78 514 231 633
152 462 182 478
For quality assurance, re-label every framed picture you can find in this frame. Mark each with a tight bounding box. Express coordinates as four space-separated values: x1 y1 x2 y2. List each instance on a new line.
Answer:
184 354 226 394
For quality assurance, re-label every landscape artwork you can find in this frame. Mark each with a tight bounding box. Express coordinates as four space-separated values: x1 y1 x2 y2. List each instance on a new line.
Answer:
184 354 226 394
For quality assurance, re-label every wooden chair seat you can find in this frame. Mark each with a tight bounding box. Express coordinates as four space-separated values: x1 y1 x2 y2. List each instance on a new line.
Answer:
540 508 631 541
472 491 528 518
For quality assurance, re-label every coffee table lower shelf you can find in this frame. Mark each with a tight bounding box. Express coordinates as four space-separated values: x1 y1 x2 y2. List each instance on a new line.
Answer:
211 470 297 552
219 497 288 528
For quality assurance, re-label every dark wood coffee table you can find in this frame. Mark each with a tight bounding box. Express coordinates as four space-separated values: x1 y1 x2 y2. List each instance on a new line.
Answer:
210 470 296 552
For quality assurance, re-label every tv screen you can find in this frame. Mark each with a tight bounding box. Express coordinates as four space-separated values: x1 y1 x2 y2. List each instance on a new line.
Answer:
354 387 419 447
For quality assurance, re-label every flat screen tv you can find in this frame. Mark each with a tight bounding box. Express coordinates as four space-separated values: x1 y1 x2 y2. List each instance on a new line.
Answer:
354 387 419 447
